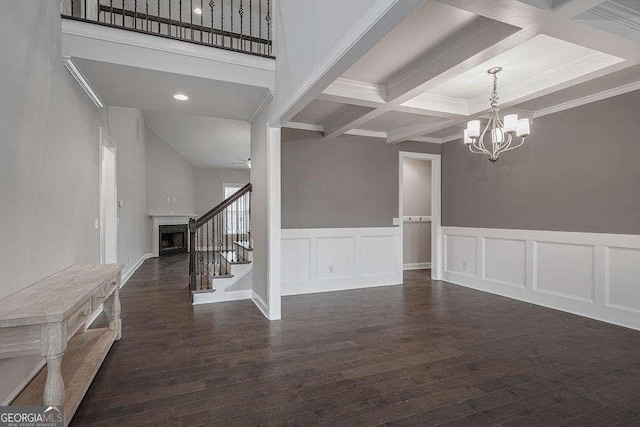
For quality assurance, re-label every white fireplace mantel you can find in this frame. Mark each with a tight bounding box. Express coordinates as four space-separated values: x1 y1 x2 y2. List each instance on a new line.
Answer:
149 214 198 257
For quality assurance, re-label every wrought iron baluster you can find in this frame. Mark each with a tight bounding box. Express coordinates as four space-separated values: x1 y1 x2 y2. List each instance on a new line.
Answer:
157 0 160 33
121 0 125 27
230 0 234 50
146 0 148 31
169 0 172 37
259 0 262 55
190 0 194 41
134 0 137 29
221 0 224 47
239 0 244 52
249 0 253 53
179 0 183 39
200 0 203 42
266 0 270 56
209 0 214 45
110 0 113 24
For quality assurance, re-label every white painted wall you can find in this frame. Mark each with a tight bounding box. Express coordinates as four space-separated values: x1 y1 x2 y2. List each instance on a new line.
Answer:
0 0 103 404
442 226 640 331
194 168 250 215
145 127 197 215
282 227 402 295
106 107 151 273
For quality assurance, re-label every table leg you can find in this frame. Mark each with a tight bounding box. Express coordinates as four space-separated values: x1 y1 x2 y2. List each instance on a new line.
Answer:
109 287 121 340
41 322 66 406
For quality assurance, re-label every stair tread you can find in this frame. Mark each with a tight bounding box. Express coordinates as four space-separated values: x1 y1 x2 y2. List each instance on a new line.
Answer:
233 241 253 251
220 250 251 264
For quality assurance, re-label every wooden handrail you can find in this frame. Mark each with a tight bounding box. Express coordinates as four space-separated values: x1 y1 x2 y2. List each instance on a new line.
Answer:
195 183 252 227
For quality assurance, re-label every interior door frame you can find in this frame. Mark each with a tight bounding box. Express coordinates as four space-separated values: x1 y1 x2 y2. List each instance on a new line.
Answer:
99 127 118 264
398 151 443 280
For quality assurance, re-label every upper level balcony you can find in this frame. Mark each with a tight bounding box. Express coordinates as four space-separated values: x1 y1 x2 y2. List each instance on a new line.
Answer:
61 0 273 58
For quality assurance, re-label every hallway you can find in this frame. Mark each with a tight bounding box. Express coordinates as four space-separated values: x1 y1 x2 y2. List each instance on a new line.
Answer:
72 255 640 425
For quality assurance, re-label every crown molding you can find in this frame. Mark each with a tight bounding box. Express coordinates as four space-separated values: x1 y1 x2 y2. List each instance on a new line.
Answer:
589 1 640 33
283 122 325 132
249 90 273 124
62 56 104 108
320 78 387 106
401 92 469 116
467 51 623 114
534 79 640 118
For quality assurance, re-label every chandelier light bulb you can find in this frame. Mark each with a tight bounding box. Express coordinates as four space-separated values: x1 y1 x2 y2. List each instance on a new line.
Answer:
467 120 481 138
492 128 505 144
517 119 530 137
504 114 518 134
464 129 472 145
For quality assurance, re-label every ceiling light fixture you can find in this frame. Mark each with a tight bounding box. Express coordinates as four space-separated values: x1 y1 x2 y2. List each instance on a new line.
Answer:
173 93 189 101
193 7 203 15
464 67 530 162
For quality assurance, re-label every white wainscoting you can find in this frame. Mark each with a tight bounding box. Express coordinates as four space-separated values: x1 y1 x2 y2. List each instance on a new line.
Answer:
442 227 640 331
281 227 402 296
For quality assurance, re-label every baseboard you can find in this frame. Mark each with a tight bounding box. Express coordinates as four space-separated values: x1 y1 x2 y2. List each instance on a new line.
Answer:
403 262 432 270
283 274 403 296
120 253 153 288
251 290 270 319
192 289 251 305
443 271 640 332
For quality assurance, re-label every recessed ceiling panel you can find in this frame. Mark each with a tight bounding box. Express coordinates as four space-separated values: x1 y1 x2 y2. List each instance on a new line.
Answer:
422 34 623 114
574 1 640 44
341 2 477 85
290 99 346 125
360 111 442 133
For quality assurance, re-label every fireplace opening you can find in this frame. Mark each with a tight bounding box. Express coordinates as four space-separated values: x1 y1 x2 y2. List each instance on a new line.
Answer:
159 224 188 255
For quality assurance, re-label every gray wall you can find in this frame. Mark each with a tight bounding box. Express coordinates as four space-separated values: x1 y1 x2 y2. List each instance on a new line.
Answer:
106 107 150 267
0 1 101 403
194 168 250 215
442 90 640 234
145 128 197 215
281 128 441 229
402 159 431 265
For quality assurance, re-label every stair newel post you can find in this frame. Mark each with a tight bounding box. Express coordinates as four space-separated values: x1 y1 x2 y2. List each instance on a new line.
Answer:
189 218 197 291
248 186 251 247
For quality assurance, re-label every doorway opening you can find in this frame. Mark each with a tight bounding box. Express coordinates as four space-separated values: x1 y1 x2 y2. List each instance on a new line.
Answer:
100 128 118 264
399 152 442 280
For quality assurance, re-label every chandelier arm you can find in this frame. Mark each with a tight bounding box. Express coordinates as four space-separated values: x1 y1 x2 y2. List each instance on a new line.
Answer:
468 144 486 154
498 137 526 154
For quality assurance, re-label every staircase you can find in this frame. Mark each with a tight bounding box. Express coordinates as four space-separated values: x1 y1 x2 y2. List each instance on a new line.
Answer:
189 183 252 304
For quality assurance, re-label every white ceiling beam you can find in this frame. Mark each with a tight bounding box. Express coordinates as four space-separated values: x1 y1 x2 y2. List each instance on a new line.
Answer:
552 0 609 19
284 121 325 132
385 16 523 104
322 105 379 139
318 78 387 108
387 118 460 144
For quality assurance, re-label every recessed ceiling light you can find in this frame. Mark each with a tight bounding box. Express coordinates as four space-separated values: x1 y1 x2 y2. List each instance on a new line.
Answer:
173 93 189 101
193 7 203 15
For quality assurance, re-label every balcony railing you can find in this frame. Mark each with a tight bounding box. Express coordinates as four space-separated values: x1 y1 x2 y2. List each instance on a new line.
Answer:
62 0 273 58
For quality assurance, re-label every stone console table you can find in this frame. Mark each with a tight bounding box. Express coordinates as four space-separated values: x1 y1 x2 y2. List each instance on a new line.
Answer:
0 264 123 425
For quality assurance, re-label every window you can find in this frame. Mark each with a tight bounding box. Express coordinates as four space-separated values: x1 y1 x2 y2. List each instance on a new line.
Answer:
223 184 249 236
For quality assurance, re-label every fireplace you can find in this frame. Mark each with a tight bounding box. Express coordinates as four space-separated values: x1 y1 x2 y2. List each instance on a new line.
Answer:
159 224 188 255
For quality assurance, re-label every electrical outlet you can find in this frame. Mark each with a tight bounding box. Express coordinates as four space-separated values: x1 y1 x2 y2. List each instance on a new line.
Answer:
462 262 468 271
328 265 334 274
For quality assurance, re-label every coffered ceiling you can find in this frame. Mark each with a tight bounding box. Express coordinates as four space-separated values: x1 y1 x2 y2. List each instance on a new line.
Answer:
286 0 640 144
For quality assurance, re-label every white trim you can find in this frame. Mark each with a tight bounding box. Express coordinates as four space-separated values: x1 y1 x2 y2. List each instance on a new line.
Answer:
251 290 270 319
401 93 469 116
120 253 154 288
63 56 104 108
442 226 640 331
534 80 640 118
320 78 387 106
282 227 402 295
192 290 252 305
99 132 117 264
588 1 640 32
404 262 432 270
268 0 407 125
284 122 325 132
282 123 446 144
61 18 275 72
249 90 274 125
399 152 443 281
267 126 282 320
344 129 388 139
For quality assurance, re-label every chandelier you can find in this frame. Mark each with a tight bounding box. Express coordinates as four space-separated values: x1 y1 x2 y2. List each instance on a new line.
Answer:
464 67 531 162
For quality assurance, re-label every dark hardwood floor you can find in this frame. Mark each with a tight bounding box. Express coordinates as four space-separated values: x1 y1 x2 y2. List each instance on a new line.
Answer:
72 254 640 426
